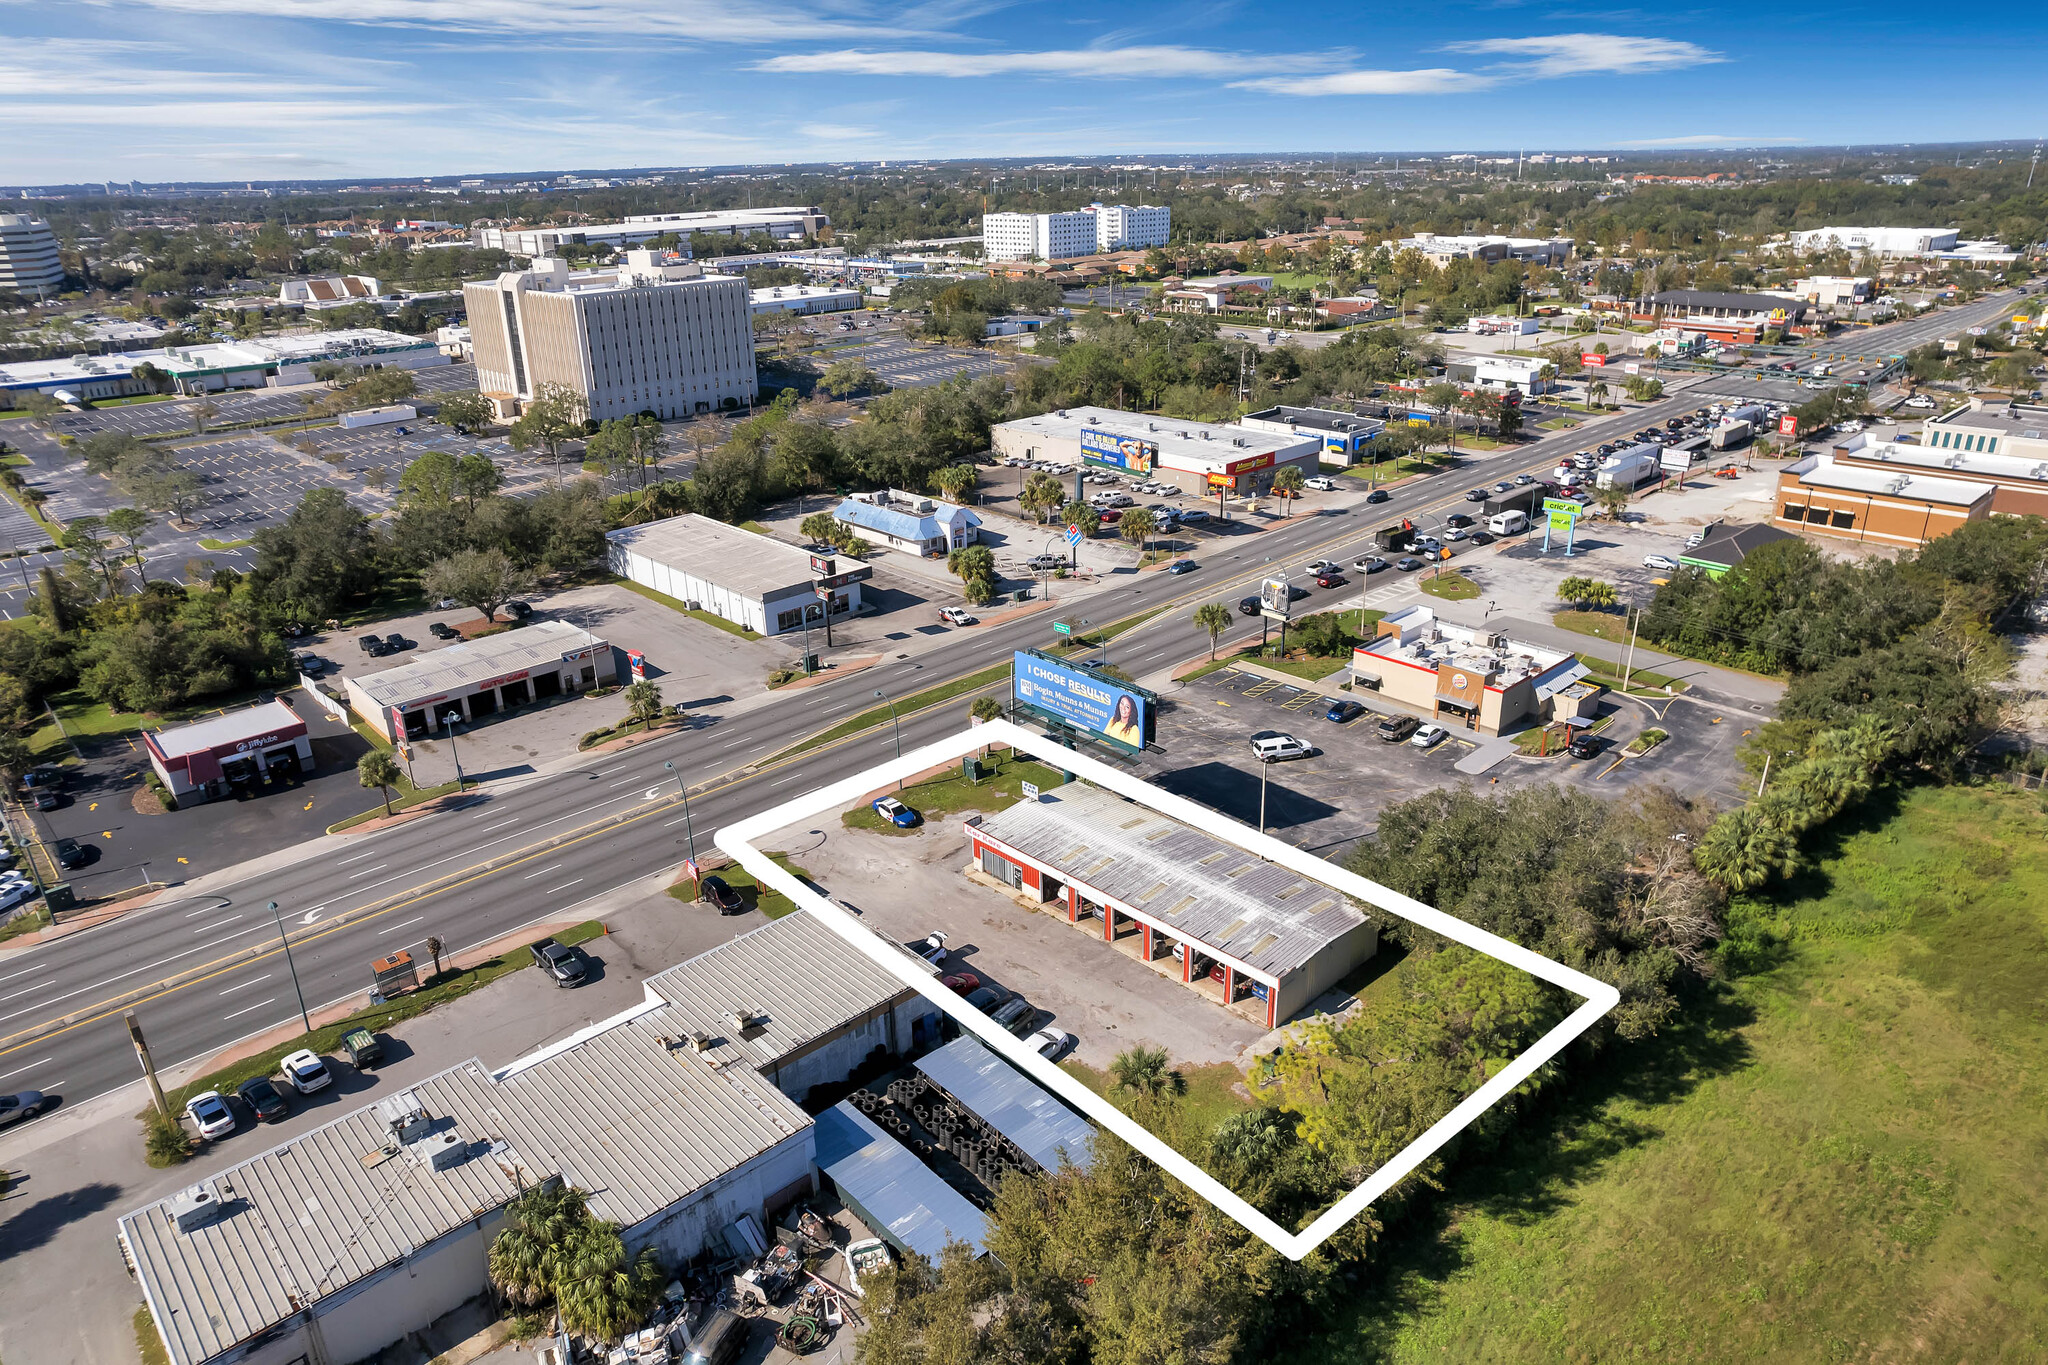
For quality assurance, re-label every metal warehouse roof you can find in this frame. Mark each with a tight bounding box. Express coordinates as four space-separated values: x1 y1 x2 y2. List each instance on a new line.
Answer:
645 910 919 1075
349 619 604 710
123 1004 814 1365
606 514 858 602
815 1101 987 1261
118 1063 533 1365
915 1036 1092 1173
972 785 1367 977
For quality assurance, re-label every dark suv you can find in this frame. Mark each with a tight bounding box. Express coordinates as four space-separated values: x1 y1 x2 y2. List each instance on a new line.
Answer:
1376 714 1420 743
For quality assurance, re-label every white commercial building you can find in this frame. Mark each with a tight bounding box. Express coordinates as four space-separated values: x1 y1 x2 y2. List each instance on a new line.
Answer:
0 213 63 299
463 252 756 421
278 274 382 307
1394 233 1572 267
1786 275 1873 307
606 514 869 637
991 405 1321 497
832 490 983 557
0 329 446 404
1787 227 1958 257
120 910 940 1365
1446 353 1554 393
748 283 862 316
981 204 1171 261
472 207 828 257
344 618 616 742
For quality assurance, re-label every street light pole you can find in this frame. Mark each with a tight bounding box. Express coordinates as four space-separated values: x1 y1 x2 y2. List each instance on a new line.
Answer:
875 688 904 789
662 760 700 870
442 711 465 790
266 899 313 1034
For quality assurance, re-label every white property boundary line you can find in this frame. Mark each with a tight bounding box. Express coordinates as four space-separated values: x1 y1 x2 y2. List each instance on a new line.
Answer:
719 719 1619 1262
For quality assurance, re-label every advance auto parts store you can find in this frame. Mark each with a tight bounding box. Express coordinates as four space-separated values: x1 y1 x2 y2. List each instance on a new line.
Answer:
345 619 616 742
990 405 1320 498
144 698 315 804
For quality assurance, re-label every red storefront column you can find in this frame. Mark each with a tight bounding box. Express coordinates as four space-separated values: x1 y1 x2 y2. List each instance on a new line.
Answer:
1066 885 1078 923
1141 923 1152 959
1103 905 1116 942
1222 964 1235 1004
1182 944 1192 982
1265 984 1277 1029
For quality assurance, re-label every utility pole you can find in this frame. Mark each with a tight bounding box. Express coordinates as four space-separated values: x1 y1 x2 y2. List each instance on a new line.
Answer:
1621 605 1642 693
127 1010 170 1120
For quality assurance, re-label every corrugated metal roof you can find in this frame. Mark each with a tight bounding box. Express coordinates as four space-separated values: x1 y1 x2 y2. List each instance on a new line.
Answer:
832 497 979 543
815 1102 986 1261
122 1011 814 1365
350 619 604 710
605 514 853 603
915 1037 1092 1173
118 1063 533 1365
644 911 918 1074
973 785 1366 977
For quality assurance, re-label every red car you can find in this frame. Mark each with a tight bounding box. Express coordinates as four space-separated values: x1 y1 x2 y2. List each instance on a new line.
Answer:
1315 573 1346 589
941 972 981 995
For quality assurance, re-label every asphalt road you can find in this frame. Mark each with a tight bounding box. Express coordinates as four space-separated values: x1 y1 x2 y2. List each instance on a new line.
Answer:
0 290 2027 1115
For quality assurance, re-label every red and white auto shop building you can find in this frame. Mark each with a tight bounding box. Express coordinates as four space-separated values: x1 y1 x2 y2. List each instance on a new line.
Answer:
144 698 315 805
963 785 1378 1029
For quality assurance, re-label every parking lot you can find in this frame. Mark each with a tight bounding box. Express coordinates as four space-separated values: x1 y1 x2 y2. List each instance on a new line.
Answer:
790 818 1271 1070
43 362 480 441
804 324 1015 390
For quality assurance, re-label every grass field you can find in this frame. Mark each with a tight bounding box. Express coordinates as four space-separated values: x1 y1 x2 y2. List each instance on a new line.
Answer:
841 750 1068 835
1295 786 2048 1363
1419 570 1481 601
612 576 763 640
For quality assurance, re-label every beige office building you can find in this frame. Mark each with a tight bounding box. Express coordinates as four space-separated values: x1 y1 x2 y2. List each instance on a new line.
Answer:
464 252 756 422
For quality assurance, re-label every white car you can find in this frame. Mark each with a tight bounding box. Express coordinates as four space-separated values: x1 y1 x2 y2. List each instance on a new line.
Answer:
1902 395 1937 410
1409 723 1449 749
279 1049 332 1095
910 931 948 966
0 883 37 913
1643 554 1680 572
939 606 977 626
1303 477 1339 491
184 1090 236 1140
1027 1026 1076 1060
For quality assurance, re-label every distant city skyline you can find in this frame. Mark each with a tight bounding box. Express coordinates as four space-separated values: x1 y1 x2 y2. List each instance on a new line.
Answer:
1 0 2043 182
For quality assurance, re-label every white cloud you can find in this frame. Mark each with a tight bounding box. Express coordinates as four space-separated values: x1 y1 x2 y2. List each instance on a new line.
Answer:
0 99 450 128
0 37 371 96
1231 68 1490 96
1445 33 1719 78
67 0 927 44
797 122 886 141
757 45 1304 79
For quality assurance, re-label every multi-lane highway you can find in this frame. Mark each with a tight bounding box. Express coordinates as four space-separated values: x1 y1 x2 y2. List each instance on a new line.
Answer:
1 287 2022 1113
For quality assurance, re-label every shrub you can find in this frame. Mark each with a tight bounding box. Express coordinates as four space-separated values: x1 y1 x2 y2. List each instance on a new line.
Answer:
143 1109 192 1168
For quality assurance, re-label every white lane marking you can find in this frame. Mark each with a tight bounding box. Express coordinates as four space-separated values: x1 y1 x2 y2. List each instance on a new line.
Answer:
184 904 223 918
221 997 277 1021
770 773 803 786
522 863 563 879
605 777 637 788
377 916 425 936
543 879 584 895
336 848 383 864
0 921 275 1027
193 915 242 934
0 1056 49 1081
475 818 520 833
347 863 387 879
0 978 53 1005
590 766 624 776
219 974 272 995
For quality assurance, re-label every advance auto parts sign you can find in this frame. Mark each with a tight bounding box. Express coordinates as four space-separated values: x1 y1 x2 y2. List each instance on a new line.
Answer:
1012 651 1151 750
1080 428 1157 474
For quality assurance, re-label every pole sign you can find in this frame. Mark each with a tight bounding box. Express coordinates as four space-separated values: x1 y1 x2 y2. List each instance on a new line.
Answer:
1778 413 1800 437
808 552 835 575
1258 574 1294 620
1541 498 1582 558
1020 781 1041 801
1053 619 1073 637
627 648 647 681
1065 523 1084 545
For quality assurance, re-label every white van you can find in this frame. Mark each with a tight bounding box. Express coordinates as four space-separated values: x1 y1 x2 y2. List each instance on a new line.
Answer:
1487 510 1528 535
1249 733 1314 762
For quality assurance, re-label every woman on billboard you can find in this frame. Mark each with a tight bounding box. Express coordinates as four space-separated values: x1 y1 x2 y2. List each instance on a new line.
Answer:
1104 693 1143 745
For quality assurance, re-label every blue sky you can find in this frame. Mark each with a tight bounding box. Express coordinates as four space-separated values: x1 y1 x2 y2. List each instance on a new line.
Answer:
2 1 2042 183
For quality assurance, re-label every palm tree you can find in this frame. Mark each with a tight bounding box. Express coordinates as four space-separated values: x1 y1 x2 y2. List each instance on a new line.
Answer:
1692 806 1800 892
356 750 402 816
1118 507 1157 557
1108 1044 1185 1100
488 1184 589 1308
931 464 977 505
1210 1108 1290 1174
425 934 446 980
624 679 665 732
1586 377 1611 410
1271 466 1304 515
1193 601 1232 658
1019 471 1064 523
553 1221 666 1345
1581 580 1619 610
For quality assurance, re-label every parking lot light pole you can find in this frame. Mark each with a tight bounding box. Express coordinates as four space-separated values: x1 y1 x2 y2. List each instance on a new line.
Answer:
442 711 466 790
266 900 313 1034
875 689 905 789
1259 757 1271 838
662 760 699 869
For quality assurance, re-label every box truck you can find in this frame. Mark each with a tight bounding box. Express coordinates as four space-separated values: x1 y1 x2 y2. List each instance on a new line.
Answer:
1710 420 1753 450
1595 445 1664 491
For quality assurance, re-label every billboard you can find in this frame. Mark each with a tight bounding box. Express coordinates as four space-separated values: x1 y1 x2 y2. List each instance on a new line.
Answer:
1012 651 1152 751
1080 428 1157 474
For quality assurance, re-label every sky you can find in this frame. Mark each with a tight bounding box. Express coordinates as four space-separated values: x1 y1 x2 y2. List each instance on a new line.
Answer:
1 0 2043 184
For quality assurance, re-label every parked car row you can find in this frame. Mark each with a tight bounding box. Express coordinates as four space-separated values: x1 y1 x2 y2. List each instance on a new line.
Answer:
924 934 1075 1059
180 1035 382 1143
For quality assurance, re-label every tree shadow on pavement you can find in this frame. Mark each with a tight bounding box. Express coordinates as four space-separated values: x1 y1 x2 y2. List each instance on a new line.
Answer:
0 1181 123 1263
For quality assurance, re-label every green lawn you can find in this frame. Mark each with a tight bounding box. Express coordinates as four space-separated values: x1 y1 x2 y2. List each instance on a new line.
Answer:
1418 570 1481 601
775 660 1013 759
1297 786 2048 1363
668 852 815 919
841 750 1068 835
1243 653 1350 685
197 536 253 551
613 576 763 640
1551 607 1629 643
28 687 274 763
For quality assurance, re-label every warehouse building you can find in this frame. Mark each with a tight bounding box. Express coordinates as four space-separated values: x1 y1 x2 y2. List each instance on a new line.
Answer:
345 619 615 742
464 252 756 422
1774 451 1993 547
1832 428 2048 518
916 1036 1092 1173
143 699 314 805
963 785 1378 1029
645 909 943 1104
606 514 869 636
991 405 1320 498
832 489 982 557
1350 605 1600 737
120 908 941 1365
1238 405 1385 466
471 207 829 256
0 328 446 403
749 282 861 316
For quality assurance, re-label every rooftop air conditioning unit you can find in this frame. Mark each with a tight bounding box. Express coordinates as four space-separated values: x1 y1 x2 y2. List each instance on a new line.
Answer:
410 1129 466 1171
377 1090 432 1145
169 1181 225 1234
728 1008 764 1032
688 1030 712 1053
